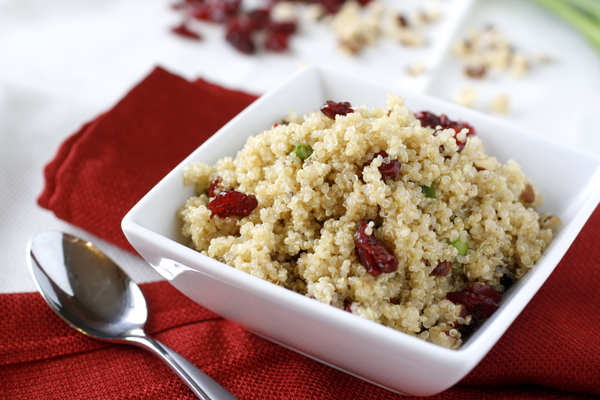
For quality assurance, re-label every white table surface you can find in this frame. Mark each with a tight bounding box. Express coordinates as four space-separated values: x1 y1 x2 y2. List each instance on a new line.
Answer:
1 0 599 294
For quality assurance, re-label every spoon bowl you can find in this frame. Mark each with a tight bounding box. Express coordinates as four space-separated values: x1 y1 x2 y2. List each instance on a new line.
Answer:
27 231 237 400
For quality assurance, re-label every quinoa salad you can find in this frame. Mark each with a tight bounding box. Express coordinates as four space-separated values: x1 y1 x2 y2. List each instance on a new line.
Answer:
179 96 560 349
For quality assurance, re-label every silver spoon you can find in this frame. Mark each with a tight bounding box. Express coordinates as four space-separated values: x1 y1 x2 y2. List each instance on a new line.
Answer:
27 231 238 400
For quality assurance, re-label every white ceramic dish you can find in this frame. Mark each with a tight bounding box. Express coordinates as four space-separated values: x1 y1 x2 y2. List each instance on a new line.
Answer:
122 65 600 396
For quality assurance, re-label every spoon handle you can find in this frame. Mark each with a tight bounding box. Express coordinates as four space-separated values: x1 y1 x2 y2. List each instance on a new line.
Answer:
127 333 238 400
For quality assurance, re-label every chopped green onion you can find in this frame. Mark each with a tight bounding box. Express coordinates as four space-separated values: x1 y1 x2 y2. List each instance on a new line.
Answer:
421 184 437 199
531 0 600 54
449 238 469 256
292 144 313 160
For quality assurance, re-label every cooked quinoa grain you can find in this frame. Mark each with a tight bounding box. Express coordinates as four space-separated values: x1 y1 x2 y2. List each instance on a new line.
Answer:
179 96 559 349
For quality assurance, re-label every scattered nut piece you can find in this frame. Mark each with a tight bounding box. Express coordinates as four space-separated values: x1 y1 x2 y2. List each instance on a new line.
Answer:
453 26 534 79
453 85 478 108
406 59 426 76
449 24 552 117
305 4 327 22
271 1 297 22
510 52 530 78
465 64 487 78
397 13 409 28
331 1 383 55
535 52 552 63
491 93 509 114
453 38 472 57
388 12 426 46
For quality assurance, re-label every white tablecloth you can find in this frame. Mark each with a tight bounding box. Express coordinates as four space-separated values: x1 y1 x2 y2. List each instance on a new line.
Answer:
1 0 599 293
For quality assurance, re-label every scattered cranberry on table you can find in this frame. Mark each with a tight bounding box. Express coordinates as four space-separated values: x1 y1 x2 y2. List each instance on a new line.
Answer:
170 0 373 54
171 22 202 40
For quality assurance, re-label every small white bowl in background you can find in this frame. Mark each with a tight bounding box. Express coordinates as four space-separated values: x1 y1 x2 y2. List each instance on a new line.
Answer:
122 65 600 396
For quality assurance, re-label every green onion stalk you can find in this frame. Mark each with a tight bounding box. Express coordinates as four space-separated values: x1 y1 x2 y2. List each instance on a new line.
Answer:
531 0 600 54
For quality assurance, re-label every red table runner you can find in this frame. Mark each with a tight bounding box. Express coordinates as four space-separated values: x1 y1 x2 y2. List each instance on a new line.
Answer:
1 66 598 399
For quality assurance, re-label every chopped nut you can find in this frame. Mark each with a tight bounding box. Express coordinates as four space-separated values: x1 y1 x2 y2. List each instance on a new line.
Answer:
453 85 478 108
428 326 460 349
305 4 327 22
390 25 425 46
430 260 452 277
331 1 382 55
464 64 487 78
422 5 442 23
452 26 537 79
535 52 552 63
453 39 472 57
510 52 529 78
491 93 509 114
406 59 426 76
397 13 409 28
519 183 535 204
271 1 297 23
541 214 562 231
387 9 426 46
473 157 498 171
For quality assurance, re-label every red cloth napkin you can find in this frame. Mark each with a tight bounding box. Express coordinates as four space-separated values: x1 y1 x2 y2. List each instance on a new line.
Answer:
1 66 598 399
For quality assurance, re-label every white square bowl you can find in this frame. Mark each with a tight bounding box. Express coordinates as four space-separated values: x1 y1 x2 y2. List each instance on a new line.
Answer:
122 65 600 396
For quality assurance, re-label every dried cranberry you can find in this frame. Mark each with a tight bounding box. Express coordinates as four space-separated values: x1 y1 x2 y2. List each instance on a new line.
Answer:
354 221 399 277
171 1 189 11
264 31 290 52
463 284 502 303
440 115 476 152
171 0 375 55
208 176 223 197
172 0 204 8
225 15 256 54
318 0 345 14
446 284 502 322
414 111 476 152
414 111 442 129
499 274 514 290
268 21 297 34
320 100 354 119
217 0 241 14
190 0 240 22
171 22 202 40
430 260 452 277
208 190 258 218
248 8 271 30
368 151 401 180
